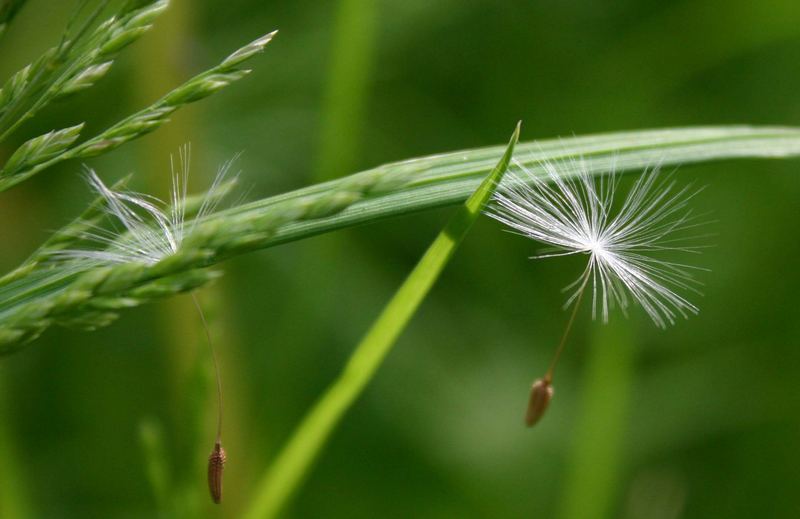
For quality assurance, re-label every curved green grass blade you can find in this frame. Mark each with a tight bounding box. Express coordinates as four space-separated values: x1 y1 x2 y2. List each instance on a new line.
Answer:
1 125 799 350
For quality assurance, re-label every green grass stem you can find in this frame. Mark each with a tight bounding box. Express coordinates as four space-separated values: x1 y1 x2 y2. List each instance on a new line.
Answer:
314 0 377 182
0 372 32 518
557 321 637 519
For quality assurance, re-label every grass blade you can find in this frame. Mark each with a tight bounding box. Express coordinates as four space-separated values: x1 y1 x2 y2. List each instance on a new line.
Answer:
242 122 520 519
1 125 799 351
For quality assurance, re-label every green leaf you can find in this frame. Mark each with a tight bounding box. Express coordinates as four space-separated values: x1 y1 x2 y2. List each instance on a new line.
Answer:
243 122 520 519
207 125 800 252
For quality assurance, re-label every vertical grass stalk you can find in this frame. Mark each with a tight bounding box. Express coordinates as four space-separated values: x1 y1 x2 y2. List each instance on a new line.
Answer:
314 0 377 182
557 320 637 519
243 122 520 519
0 373 32 518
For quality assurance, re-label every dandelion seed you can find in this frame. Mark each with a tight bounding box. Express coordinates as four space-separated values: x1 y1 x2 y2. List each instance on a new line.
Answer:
55 145 237 501
208 439 227 504
525 378 553 427
487 156 708 426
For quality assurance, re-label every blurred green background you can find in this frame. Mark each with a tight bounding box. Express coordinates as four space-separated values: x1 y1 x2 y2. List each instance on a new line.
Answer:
1 1 800 518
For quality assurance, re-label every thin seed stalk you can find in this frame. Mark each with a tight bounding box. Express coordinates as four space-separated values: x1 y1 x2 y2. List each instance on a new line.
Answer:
546 276 589 383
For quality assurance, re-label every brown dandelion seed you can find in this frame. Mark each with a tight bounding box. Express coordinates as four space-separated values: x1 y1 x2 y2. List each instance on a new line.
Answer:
192 294 227 504
208 440 226 504
525 378 553 427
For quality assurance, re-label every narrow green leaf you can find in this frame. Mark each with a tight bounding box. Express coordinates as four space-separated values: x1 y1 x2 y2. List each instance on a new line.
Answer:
243 122 520 519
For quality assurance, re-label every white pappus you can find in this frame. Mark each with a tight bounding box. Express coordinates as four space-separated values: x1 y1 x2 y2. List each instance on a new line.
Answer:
488 157 708 329
55 144 237 267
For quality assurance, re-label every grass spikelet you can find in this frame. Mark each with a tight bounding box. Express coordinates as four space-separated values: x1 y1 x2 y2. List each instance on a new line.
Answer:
0 1 276 192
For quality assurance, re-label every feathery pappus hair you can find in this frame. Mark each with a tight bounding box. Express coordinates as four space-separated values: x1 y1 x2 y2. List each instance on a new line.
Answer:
487 156 708 328
54 144 238 267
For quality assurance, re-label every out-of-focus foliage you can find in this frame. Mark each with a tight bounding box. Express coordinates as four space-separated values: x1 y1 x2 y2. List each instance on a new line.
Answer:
0 1 799 518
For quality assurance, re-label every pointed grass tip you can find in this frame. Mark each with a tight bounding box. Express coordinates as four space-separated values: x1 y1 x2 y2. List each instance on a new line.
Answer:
208 440 226 504
525 378 553 427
